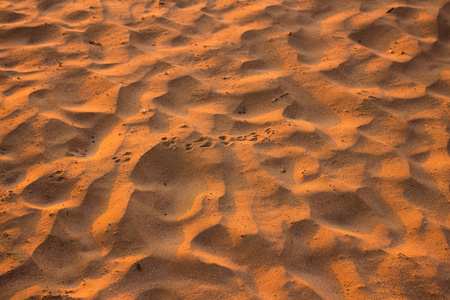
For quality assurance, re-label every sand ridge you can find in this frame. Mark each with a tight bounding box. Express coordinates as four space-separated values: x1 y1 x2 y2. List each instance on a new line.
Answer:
0 0 449 299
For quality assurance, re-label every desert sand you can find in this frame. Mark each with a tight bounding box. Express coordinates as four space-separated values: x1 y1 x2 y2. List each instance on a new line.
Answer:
0 0 449 299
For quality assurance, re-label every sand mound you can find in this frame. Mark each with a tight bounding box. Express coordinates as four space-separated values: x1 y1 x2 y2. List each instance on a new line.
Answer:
0 0 449 299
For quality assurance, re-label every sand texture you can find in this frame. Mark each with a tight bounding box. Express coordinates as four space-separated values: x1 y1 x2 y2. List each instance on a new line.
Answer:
0 0 449 299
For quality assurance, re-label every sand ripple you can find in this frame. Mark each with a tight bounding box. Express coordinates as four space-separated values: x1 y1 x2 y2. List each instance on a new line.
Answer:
0 0 449 299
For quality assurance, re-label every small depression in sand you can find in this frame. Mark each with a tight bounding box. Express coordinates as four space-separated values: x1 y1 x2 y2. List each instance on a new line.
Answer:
306 191 381 234
131 143 208 219
21 172 76 208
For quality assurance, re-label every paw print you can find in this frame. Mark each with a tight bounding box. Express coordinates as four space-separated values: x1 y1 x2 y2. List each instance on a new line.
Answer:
49 170 65 182
112 151 132 163
218 135 233 145
194 136 214 148
162 137 177 147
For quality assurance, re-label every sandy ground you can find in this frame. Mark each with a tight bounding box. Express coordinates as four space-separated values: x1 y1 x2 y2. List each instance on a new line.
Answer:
0 0 449 299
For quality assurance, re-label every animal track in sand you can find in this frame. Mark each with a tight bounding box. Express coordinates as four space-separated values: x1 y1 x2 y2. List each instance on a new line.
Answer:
179 130 276 152
112 151 132 163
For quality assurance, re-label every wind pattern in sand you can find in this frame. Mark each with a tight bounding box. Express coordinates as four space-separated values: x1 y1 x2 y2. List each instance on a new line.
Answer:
0 0 449 299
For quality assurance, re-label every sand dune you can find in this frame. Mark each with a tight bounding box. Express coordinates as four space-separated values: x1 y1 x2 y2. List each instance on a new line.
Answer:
0 0 449 299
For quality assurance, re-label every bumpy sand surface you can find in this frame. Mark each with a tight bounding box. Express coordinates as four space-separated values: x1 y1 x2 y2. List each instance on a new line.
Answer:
0 0 449 299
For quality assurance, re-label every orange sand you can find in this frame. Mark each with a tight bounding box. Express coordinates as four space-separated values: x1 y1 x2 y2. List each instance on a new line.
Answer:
0 0 449 299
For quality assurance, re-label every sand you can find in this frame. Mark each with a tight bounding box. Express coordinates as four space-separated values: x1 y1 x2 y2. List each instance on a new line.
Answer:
0 0 449 299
